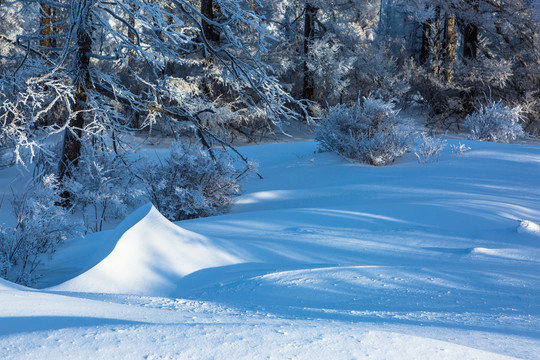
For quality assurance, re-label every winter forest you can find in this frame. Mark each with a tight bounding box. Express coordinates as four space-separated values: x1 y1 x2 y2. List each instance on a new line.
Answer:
1 1 540 358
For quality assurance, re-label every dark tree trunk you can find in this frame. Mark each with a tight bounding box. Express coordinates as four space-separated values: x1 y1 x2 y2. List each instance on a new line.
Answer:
201 0 219 42
302 3 318 102
37 2 55 127
200 0 221 99
59 10 92 183
461 22 479 117
419 19 431 65
126 5 141 128
463 23 478 59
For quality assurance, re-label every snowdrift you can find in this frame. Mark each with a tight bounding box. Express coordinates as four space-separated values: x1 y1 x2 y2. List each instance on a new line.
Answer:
1 140 539 359
518 220 540 237
50 204 245 296
0 278 27 291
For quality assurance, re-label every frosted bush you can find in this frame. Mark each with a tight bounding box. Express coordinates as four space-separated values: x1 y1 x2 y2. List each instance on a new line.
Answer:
465 100 526 143
140 142 253 221
315 97 411 166
450 142 471 156
414 133 446 164
0 174 83 285
62 147 145 232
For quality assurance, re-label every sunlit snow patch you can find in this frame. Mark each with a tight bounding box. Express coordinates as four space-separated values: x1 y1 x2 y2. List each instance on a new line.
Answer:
469 247 538 261
49 204 245 296
517 220 540 237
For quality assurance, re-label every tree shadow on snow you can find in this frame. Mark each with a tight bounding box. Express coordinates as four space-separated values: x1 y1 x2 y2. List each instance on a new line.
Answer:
0 316 147 336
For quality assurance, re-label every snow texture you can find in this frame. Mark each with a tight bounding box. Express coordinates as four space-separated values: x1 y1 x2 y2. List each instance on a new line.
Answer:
1 139 540 359
518 220 540 237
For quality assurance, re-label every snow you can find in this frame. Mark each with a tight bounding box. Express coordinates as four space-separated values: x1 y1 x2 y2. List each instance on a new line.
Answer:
518 220 540 237
0 278 26 291
49 204 246 296
1 139 540 359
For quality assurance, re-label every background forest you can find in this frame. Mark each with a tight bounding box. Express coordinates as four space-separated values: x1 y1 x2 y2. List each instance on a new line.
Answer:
0 0 539 284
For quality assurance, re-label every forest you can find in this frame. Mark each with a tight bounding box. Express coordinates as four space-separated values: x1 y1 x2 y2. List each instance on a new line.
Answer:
0 0 539 284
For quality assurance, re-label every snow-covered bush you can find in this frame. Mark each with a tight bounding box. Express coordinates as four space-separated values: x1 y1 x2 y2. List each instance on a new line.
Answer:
413 133 446 164
465 100 526 143
139 142 253 221
62 146 144 232
315 97 411 166
0 174 82 285
450 143 471 156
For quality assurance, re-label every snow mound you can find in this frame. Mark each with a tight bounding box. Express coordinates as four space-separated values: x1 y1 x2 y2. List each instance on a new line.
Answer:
0 278 27 291
517 220 540 237
50 204 245 296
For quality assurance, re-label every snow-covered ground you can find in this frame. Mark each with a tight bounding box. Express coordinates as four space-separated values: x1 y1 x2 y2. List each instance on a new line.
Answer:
1 139 540 359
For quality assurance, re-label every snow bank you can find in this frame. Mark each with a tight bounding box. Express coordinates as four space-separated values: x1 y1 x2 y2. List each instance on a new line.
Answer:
1 140 537 359
518 220 540 237
50 204 245 296
0 278 27 291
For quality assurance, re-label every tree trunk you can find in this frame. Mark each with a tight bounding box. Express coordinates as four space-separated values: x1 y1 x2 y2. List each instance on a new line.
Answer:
431 6 442 76
200 0 221 99
201 0 219 42
38 2 54 127
461 20 479 118
126 5 141 128
40 2 52 52
302 3 318 102
463 23 478 60
419 19 431 65
127 5 137 59
442 13 456 82
59 4 92 183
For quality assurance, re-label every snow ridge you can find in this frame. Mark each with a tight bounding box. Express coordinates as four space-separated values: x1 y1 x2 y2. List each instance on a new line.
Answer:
49 204 245 296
